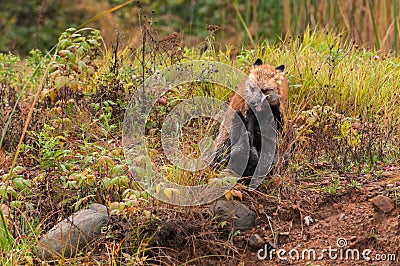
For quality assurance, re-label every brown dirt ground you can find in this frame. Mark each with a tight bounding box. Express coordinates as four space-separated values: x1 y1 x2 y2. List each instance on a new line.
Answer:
145 169 400 266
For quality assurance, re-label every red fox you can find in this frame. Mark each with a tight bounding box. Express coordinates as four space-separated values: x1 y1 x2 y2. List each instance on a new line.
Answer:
211 59 289 178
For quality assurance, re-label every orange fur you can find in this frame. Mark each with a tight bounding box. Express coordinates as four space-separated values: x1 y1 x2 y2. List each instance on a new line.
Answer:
234 63 288 118
212 61 288 151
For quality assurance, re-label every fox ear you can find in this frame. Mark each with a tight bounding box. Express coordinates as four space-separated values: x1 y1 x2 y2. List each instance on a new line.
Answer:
275 65 285 72
254 58 263 66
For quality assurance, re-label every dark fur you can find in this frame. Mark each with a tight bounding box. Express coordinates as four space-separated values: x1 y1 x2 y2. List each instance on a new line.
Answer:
231 93 283 180
229 110 259 178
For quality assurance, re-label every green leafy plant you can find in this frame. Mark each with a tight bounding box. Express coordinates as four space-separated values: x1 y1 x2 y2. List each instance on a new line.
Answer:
41 28 104 105
320 177 340 195
22 124 71 170
348 179 362 190
95 100 118 140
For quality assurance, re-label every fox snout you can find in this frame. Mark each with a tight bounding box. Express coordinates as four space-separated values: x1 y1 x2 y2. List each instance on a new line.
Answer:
266 93 280 105
251 92 280 112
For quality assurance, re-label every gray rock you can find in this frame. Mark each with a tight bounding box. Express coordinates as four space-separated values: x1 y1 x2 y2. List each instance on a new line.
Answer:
36 203 108 260
371 195 394 213
210 200 255 230
248 234 264 250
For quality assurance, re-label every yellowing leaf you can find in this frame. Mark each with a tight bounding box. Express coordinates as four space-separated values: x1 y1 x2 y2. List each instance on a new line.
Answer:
164 188 172 199
54 76 70 89
163 187 180 199
109 202 119 210
231 189 243 200
24 256 33 264
48 89 57 101
70 79 79 91
40 89 49 101
224 189 243 200
97 155 114 167
50 69 60 81
224 190 232 200
155 184 161 194
143 210 151 219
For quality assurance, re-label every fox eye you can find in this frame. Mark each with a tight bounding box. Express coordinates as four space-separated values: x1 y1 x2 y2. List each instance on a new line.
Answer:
261 89 268 93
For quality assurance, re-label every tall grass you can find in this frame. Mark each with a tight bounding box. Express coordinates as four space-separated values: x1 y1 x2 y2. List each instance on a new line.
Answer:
236 0 399 53
279 0 400 54
235 27 399 123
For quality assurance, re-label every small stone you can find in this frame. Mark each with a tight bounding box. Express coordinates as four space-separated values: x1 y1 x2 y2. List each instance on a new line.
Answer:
303 216 313 226
371 195 394 213
386 183 394 188
382 172 393 177
210 200 255 230
36 203 109 260
248 234 264 250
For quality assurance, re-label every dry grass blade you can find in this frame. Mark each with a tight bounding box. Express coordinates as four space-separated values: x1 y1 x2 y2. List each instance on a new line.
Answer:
394 0 399 55
78 0 135 29
336 1 351 34
234 0 254 46
367 0 381 50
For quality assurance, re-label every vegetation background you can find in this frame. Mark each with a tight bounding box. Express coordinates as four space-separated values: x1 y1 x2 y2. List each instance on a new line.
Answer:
1 0 400 56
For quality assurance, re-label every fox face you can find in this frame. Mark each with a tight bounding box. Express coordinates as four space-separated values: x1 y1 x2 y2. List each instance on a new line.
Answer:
246 59 286 112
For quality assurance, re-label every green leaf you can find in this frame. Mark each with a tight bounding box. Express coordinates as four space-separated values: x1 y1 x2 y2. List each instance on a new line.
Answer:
13 178 32 191
117 202 125 211
112 164 125 176
110 176 120 187
58 39 72 49
10 201 22 209
67 52 76 64
66 27 77 33
76 47 85 56
0 187 18 199
81 41 89 50
102 177 111 188
87 39 99 47
13 166 26 175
